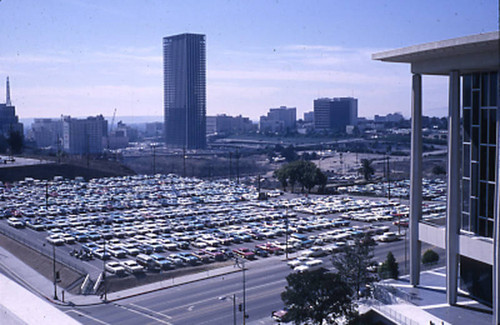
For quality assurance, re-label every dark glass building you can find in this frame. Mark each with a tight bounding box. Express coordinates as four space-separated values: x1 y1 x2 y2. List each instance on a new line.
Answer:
313 97 358 132
163 33 206 149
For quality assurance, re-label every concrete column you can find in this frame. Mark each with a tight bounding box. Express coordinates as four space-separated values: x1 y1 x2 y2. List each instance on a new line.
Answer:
410 73 422 286
446 70 460 305
493 71 500 325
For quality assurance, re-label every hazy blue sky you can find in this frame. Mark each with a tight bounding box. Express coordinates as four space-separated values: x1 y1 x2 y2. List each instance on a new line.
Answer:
0 0 497 120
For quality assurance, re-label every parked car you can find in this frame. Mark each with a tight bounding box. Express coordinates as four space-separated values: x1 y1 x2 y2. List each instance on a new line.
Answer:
120 260 144 274
105 261 126 275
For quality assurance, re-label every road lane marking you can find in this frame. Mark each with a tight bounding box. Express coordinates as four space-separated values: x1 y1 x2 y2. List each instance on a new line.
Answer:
129 303 172 319
113 303 173 325
158 278 286 314
65 309 111 325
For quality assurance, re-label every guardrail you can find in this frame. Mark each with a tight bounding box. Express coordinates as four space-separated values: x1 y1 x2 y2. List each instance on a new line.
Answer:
371 303 419 325
0 224 87 275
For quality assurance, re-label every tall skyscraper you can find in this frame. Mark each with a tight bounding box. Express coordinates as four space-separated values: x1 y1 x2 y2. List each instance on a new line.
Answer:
163 33 206 149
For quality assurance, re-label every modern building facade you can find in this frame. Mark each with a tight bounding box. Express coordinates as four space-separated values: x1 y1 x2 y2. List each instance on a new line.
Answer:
313 97 357 132
259 106 296 134
163 33 206 149
0 77 23 138
62 115 108 154
32 118 63 149
373 31 500 324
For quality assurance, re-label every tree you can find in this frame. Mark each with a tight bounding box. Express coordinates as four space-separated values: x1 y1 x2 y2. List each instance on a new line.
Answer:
7 131 23 154
378 251 399 279
432 165 446 175
273 160 326 193
281 269 354 325
358 159 374 181
422 249 439 265
332 235 376 298
281 145 298 162
274 167 288 190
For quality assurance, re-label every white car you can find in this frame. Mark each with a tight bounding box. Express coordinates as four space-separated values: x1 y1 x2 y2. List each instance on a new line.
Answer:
46 234 65 246
105 261 126 275
120 260 144 274
293 265 310 273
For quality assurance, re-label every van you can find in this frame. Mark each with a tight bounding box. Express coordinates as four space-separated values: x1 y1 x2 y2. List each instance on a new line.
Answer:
136 254 156 270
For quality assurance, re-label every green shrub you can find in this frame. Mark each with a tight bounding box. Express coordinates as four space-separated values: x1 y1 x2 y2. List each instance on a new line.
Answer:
422 249 439 265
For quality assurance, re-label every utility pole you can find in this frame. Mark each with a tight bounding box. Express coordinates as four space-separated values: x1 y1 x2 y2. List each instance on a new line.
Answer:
151 144 157 175
242 259 247 324
45 182 49 208
229 152 233 180
285 211 289 260
236 149 240 184
53 244 58 300
103 240 107 302
386 156 391 200
183 146 187 178
232 294 236 325
234 258 248 324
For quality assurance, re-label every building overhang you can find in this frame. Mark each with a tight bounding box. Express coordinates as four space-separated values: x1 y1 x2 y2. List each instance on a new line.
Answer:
372 31 500 75
419 222 493 265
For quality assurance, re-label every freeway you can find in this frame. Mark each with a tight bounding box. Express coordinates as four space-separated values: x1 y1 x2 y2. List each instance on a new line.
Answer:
61 237 442 325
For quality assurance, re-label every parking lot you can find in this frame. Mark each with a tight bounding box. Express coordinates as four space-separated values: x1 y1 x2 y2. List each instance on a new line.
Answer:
0 174 445 292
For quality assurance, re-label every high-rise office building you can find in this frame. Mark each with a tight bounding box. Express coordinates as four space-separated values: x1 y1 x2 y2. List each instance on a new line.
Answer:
373 31 500 323
163 33 206 149
313 97 357 132
259 106 296 134
62 115 108 154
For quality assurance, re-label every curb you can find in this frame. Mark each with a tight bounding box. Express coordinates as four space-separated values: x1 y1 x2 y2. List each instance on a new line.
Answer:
66 268 243 307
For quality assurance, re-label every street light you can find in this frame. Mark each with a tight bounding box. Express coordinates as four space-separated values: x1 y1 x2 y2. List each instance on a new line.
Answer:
234 258 248 324
43 242 58 300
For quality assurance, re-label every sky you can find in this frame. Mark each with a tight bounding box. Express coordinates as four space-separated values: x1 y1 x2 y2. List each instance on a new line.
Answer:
0 0 498 121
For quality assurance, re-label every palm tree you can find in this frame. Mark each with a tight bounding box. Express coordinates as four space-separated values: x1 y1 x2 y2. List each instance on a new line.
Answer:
359 159 375 181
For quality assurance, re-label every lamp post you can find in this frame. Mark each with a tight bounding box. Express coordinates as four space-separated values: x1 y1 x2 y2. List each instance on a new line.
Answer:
102 240 108 302
52 244 58 300
285 211 289 260
234 258 248 324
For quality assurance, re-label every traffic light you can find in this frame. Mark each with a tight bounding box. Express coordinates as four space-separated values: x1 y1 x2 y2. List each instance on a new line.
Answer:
238 303 242 312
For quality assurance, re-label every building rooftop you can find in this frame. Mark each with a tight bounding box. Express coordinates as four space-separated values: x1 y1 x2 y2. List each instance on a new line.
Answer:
372 31 500 75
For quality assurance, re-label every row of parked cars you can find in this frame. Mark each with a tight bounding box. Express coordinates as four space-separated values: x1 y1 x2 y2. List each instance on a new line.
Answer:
337 178 447 202
0 174 414 278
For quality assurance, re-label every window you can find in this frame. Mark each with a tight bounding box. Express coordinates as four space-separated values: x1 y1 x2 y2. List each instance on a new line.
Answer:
464 108 471 142
490 72 497 107
489 109 496 145
463 75 472 107
463 179 470 212
464 144 470 177
481 73 489 107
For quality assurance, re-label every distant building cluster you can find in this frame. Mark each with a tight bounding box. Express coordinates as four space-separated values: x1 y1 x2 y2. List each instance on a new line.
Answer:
0 77 23 139
206 114 256 136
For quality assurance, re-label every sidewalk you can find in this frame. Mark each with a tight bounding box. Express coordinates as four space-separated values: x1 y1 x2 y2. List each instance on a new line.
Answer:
0 244 257 307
